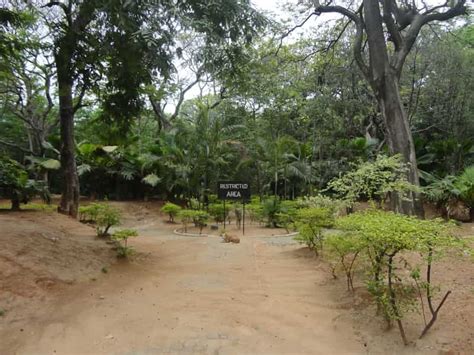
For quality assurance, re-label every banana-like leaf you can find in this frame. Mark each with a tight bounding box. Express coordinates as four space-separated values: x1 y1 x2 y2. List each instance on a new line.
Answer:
142 173 161 187
77 164 92 176
102 145 118 153
41 141 60 154
40 159 61 170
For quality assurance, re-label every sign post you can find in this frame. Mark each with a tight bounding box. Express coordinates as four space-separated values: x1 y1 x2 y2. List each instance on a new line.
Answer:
217 181 250 235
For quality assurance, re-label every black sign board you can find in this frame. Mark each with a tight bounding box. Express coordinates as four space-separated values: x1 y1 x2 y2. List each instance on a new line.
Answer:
217 181 250 201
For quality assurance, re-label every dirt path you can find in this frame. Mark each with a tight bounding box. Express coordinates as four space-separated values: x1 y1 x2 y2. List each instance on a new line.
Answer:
1 232 364 354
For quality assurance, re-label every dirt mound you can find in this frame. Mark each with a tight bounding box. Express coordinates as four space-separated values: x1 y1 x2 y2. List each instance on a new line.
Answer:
0 211 115 317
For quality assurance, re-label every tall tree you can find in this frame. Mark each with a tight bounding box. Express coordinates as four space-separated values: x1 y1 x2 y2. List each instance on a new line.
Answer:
27 0 263 217
296 0 468 216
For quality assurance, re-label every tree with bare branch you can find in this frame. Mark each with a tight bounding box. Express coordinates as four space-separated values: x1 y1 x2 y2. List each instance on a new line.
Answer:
292 0 469 216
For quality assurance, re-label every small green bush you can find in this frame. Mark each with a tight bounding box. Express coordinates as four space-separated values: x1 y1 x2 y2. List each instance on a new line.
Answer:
455 165 474 208
178 209 209 233
0 155 50 210
336 209 465 344
261 197 281 227
422 174 460 208
293 207 335 255
112 229 138 258
208 203 226 223
275 200 299 232
160 202 182 222
326 154 418 209
80 203 121 237
247 197 264 223
296 194 346 216
79 203 102 222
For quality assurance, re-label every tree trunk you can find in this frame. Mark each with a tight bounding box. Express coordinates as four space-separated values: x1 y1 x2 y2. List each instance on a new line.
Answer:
377 71 424 217
11 195 20 211
362 0 424 217
57 75 80 218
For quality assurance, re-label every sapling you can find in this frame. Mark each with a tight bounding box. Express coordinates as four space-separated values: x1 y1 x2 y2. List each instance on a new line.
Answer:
178 210 209 233
112 229 138 258
325 232 362 292
336 209 464 344
294 207 335 255
95 204 121 237
160 202 182 223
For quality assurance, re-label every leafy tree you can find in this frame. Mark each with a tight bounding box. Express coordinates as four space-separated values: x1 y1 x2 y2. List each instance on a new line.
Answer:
19 0 264 217
293 0 468 216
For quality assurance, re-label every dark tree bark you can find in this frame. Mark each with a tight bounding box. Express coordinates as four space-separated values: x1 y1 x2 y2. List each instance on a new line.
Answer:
312 0 467 216
11 194 20 211
48 0 96 218
56 68 79 217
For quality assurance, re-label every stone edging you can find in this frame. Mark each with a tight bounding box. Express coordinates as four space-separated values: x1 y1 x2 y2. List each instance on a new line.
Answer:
172 228 299 238
173 228 210 237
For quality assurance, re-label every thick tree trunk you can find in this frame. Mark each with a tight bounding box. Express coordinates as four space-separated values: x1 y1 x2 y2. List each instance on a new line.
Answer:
57 76 80 218
377 71 424 217
11 195 20 211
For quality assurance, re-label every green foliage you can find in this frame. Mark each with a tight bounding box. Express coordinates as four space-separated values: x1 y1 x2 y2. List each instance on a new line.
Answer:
160 202 182 222
112 229 138 258
208 203 226 223
336 209 465 341
275 200 298 232
326 155 418 207
178 209 209 233
296 194 346 216
96 205 121 237
79 203 102 222
0 155 50 209
79 203 121 237
294 207 335 255
142 173 161 187
325 232 363 291
455 166 474 207
261 197 281 227
422 173 460 207
247 197 264 223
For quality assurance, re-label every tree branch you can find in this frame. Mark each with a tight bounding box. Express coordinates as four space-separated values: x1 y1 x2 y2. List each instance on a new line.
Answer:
394 0 467 73
314 4 371 83
275 12 316 56
383 0 403 50
0 139 34 154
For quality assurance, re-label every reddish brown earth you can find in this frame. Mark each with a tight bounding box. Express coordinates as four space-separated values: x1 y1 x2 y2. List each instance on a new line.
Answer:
0 201 473 354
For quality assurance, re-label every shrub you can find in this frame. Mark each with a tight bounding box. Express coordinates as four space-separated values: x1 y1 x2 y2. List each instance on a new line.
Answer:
336 209 465 344
422 174 460 209
247 197 264 223
325 232 363 291
326 154 418 210
178 209 209 233
208 203 226 223
275 200 298 232
455 165 474 208
160 202 182 222
296 194 346 216
112 229 138 258
79 203 121 237
293 207 335 255
79 203 102 222
261 197 281 227
0 155 50 210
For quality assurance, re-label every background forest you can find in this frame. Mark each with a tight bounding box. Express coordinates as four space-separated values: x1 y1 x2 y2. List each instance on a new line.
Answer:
0 1 473 215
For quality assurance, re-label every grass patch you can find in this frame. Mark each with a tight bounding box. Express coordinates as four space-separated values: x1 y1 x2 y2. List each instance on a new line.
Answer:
0 202 56 212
